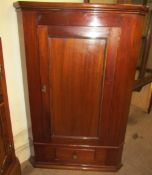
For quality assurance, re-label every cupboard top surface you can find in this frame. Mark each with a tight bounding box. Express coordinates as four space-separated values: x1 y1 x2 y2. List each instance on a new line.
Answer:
13 1 147 14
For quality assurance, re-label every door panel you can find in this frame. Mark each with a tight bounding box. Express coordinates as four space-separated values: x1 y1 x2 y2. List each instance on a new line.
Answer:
38 26 121 145
50 38 106 139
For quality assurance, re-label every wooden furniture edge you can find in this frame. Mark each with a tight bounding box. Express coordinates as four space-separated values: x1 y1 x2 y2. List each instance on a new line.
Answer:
30 156 122 172
13 1 147 14
4 157 21 175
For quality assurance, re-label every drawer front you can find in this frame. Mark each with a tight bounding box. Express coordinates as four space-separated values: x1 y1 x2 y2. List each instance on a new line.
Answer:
56 148 95 163
34 144 123 167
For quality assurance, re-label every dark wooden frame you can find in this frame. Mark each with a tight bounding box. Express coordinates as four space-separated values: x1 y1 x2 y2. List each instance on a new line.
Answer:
134 11 152 90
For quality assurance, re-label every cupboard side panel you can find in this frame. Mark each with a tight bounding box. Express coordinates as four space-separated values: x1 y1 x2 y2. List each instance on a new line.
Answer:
17 11 45 142
100 15 145 146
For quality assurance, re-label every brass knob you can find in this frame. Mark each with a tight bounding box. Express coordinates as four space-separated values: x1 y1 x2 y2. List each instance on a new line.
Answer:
72 153 77 160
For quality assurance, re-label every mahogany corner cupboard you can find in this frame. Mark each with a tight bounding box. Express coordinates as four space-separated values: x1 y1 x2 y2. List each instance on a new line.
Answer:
14 1 147 172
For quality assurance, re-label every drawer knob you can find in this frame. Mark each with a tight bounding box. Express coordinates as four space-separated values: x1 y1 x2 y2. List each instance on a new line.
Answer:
72 153 77 160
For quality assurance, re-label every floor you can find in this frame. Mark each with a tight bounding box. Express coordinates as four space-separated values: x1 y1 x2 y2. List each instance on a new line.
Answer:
22 105 152 175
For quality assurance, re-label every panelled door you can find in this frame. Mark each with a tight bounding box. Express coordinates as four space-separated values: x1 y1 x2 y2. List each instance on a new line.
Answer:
37 25 121 146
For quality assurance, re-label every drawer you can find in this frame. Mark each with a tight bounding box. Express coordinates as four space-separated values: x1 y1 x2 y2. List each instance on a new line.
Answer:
56 148 95 163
